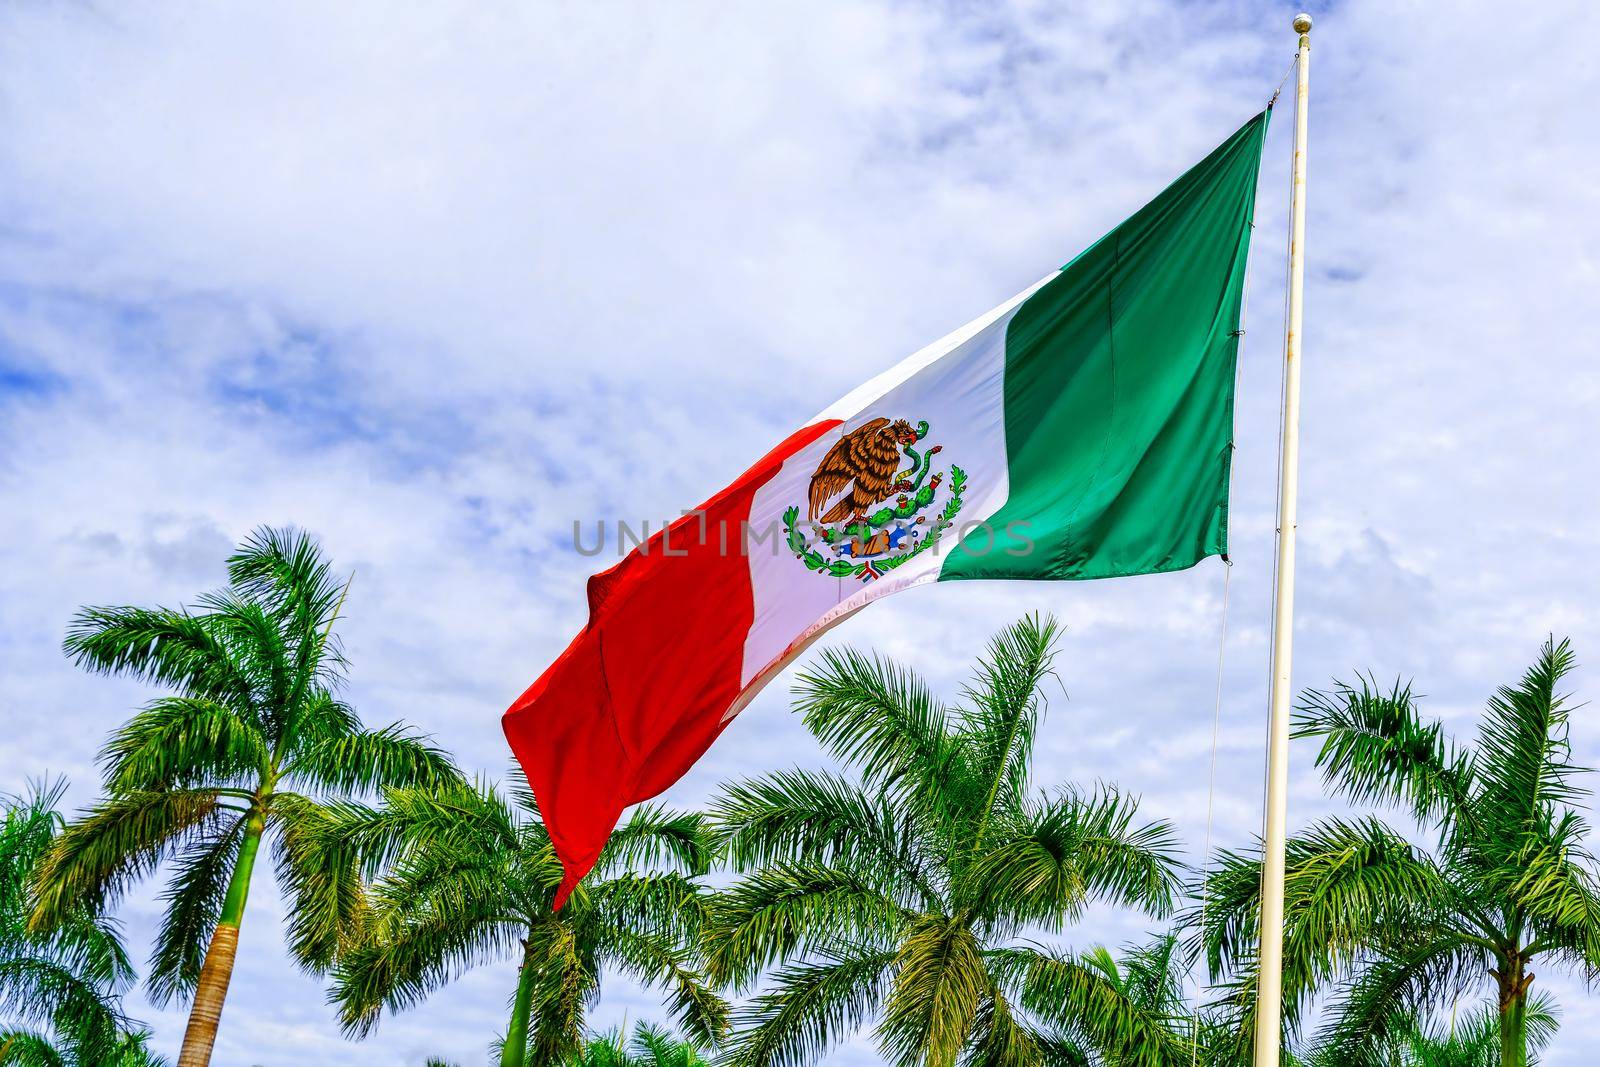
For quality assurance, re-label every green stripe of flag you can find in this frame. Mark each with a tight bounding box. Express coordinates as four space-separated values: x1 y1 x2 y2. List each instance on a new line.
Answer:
940 109 1270 582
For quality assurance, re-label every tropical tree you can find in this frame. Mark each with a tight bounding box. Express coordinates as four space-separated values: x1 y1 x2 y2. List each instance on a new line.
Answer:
560 1021 710 1066
314 774 726 1067
1197 638 1600 1067
1 782 168 1067
1300 993 1558 1067
29 527 460 1067
0 1029 170 1067
706 614 1187 1066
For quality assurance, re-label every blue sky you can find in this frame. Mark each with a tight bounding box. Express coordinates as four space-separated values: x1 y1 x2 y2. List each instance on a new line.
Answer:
3 1 1599 1063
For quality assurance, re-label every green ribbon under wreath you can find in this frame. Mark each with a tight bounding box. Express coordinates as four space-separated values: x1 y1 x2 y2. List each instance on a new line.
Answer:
783 465 967 581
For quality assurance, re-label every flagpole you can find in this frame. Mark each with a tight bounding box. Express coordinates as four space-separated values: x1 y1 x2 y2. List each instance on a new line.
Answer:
1254 12 1311 1066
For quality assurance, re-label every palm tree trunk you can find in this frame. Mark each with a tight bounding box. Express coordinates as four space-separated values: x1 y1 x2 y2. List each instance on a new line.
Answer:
500 940 540 1067
1497 956 1532 1067
176 809 265 1067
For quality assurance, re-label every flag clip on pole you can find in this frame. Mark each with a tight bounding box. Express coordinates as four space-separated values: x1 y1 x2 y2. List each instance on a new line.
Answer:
1255 12 1311 1067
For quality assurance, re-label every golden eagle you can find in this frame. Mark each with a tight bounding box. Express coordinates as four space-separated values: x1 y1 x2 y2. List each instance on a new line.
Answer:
807 417 922 525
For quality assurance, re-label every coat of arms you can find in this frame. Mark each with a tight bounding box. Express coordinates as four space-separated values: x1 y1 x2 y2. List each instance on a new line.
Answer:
782 417 965 582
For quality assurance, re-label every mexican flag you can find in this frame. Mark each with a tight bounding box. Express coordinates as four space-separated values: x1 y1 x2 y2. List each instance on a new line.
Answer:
507 110 1270 906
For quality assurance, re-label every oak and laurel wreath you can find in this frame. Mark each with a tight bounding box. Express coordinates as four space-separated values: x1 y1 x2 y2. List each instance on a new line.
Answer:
783 465 967 579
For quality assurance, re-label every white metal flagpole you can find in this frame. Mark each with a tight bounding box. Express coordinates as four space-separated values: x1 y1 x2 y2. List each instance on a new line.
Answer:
1254 12 1312 1066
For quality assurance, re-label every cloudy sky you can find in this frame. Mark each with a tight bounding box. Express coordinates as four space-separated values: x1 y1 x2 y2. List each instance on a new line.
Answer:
3 0 1598 1063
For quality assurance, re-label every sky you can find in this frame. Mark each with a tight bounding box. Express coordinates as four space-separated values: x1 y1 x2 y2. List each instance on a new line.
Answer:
2 0 1598 1063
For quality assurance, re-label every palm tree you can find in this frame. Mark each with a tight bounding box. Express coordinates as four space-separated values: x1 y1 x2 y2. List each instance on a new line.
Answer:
0 1029 169 1067
1198 638 1600 1067
1300 994 1558 1067
706 614 1187 1066
316 774 727 1067
561 1021 710 1066
1 782 168 1067
1073 931 1239 1065
29 527 460 1067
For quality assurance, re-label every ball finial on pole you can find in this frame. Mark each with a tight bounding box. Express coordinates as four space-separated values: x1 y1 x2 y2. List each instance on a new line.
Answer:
1293 12 1313 34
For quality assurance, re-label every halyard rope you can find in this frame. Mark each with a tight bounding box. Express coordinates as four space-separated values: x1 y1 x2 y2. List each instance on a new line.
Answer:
1192 556 1234 1065
1191 57 1297 1064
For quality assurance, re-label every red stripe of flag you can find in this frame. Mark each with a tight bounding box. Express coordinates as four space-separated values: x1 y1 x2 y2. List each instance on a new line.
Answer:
504 419 841 907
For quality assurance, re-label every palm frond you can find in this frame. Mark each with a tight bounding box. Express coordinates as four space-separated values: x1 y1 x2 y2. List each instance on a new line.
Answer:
958 988 1085 1067
29 790 224 930
582 873 708 949
325 780 539 1034
0 783 69 894
1102 931 1189 1018
721 950 895 1067
105 1029 171 1067
188 590 292 723
145 812 245 1006
594 923 728 1048
283 689 363 749
878 914 987 1067
1473 637 1586 834
792 646 955 813
1500 816 1600 971
1521 989 1560 1054
956 613 1061 839
704 864 908 990
1293 675 1478 829
1195 817 1446 986
593 805 711 879
62 606 254 711
98 697 267 794
0 1029 68 1067
995 945 1187 1067
226 525 347 646
312 780 519 882
1 784 150 1066
711 770 936 904
560 1026 630 1067
1310 936 1486 1066
969 786 1182 929
270 792 369 972
228 526 352 718
330 901 525 1037
0 957 125 1065
627 1021 709 1066
283 721 461 796
525 921 599 1063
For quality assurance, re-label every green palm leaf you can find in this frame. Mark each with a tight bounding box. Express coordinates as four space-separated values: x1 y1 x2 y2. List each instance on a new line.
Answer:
63 606 256 713
283 722 459 795
957 613 1061 843
1215 636 1600 1067
710 616 1181 1064
1293 675 1477 829
39 526 463 1067
320 772 722 1066
879 915 987 1067
1474 637 1584 830
970 786 1182 928
999 945 1188 1066
99 698 267 795
711 770 936 905
145 813 245 1005
30 789 225 930
706 864 909 990
1 784 166 1067
722 950 895 1067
